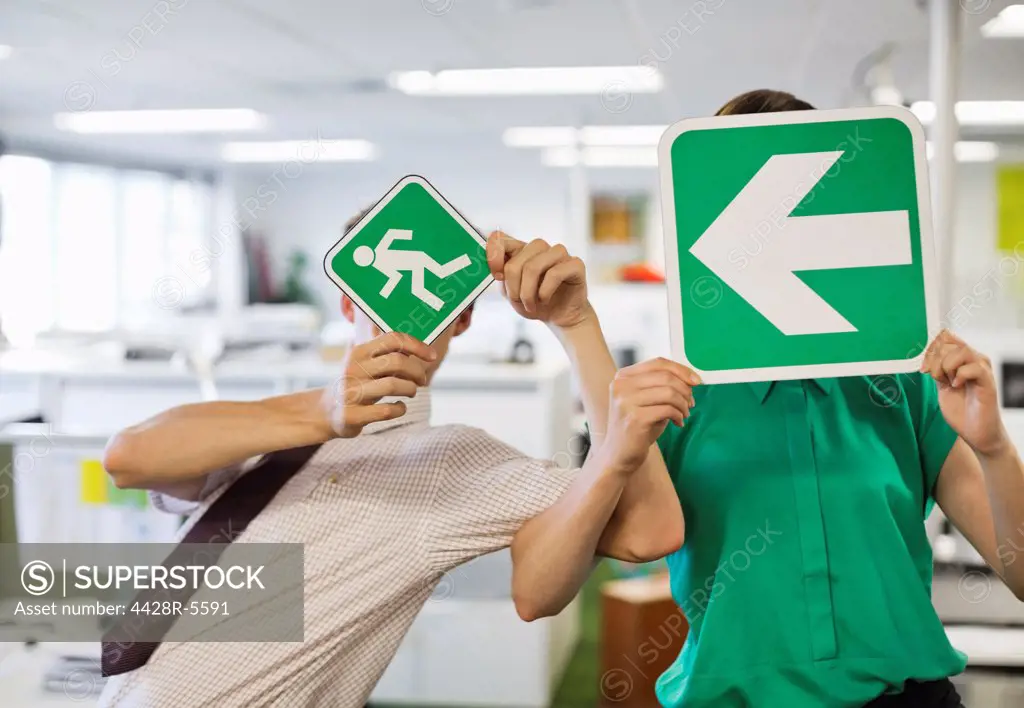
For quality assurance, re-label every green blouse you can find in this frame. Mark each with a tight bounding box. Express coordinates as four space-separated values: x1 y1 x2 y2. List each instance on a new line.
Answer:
654 374 966 707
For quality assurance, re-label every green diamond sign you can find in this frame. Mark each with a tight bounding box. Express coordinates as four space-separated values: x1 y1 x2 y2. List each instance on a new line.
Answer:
658 106 939 383
324 175 493 344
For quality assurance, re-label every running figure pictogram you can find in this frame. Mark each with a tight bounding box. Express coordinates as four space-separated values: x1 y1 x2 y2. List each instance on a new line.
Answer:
352 228 471 310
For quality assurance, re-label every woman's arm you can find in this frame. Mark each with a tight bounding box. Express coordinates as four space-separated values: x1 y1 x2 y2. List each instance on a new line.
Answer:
104 332 435 494
556 317 691 562
487 231 694 562
511 359 693 620
935 441 1024 600
924 330 1024 600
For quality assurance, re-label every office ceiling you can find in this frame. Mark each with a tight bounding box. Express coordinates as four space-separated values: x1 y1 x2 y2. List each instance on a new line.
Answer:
1 0 1022 170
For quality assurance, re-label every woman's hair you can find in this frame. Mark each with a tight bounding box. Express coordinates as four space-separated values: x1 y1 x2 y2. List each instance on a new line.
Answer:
716 89 815 116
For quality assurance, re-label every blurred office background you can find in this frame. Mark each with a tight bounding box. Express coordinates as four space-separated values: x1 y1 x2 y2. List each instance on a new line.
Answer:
0 1 1023 706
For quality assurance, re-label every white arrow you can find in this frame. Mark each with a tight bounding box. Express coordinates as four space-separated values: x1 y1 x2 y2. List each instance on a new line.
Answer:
689 151 912 336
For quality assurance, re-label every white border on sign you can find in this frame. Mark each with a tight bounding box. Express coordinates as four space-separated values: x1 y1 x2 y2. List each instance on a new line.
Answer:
322 174 495 345
656 104 940 384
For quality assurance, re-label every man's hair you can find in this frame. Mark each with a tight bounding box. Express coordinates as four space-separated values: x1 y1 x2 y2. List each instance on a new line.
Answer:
716 89 815 116
344 208 373 235
344 205 485 237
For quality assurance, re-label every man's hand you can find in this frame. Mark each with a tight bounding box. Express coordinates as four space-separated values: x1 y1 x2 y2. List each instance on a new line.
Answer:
922 329 1011 458
322 332 437 438
601 358 701 474
485 230 593 330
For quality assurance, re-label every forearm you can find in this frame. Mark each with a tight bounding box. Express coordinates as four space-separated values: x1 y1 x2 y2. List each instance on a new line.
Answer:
554 312 617 446
598 446 684 562
103 389 332 490
979 443 1024 595
556 315 684 561
510 449 628 621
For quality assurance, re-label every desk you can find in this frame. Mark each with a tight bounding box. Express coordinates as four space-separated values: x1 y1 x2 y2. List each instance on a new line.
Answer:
945 626 1024 707
946 626 1024 668
0 350 573 460
0 643 102 707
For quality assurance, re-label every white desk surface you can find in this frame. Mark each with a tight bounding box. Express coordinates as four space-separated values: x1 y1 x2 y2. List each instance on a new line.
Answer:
0 349 568 386
946 625 1024 668
0 642 103 707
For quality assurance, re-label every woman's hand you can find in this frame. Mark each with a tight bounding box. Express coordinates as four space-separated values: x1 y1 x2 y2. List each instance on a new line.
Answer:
922 329 1011 458
601 358 701 475
485 230 594 330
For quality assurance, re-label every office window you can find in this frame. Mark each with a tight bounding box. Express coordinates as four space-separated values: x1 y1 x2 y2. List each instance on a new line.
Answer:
0 156 55 346
120 171 171 327
0 154 216 342
53 165 119 332
168 179 214 307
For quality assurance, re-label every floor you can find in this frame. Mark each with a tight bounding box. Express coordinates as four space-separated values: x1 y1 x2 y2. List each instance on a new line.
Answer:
381 562 615 708
548 561 615 708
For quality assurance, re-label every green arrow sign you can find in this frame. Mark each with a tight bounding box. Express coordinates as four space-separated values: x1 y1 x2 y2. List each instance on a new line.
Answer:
324 175 493 344
658 106 940 383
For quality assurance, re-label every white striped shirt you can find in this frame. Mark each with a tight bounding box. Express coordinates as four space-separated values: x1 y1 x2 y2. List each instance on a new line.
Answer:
98 389 576 707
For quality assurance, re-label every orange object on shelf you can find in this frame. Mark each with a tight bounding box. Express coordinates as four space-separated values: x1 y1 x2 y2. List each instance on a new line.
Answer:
620 263 665 283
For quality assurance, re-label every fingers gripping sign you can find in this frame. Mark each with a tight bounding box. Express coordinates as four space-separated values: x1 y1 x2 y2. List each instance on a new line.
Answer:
602 358 703 473
486 230 591 330
921 329 1009 458
322 332 438 438
324 175 493 344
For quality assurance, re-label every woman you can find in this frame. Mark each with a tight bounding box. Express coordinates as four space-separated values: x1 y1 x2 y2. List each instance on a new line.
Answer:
487 90 1024 708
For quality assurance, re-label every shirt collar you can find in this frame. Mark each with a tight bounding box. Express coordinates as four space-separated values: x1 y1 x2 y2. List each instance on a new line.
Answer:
362 388 432 435
748 378 835 403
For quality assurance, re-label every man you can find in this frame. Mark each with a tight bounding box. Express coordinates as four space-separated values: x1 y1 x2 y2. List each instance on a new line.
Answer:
96 216 696 707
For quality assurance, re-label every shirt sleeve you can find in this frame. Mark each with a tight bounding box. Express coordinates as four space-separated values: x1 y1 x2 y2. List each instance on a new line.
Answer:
148 456 264 515
427 426 577 572
906 373 959 501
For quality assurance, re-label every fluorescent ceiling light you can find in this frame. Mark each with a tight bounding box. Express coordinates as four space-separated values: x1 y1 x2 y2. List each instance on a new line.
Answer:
221 140 376 163
911 100 1024 126
504 127 579 147
389 66 663 96
504 125 668 148
580 125 667 146
926 141 999 162
981 5 1024 38
0 45 12 60
542 147 658 168
54 109 266 134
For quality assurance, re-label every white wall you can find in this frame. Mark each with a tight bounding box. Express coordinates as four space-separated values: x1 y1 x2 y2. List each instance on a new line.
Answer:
229 163 567 311
948 163 1024 331
228 160 1022 363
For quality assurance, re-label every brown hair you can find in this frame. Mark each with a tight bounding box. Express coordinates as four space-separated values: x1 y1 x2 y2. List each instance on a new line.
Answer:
344 204 484 237
716 89 815 116
344 207 373 234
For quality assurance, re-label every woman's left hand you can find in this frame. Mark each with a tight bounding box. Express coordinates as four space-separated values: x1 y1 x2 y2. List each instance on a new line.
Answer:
485 231 593 330
922 330 1011 458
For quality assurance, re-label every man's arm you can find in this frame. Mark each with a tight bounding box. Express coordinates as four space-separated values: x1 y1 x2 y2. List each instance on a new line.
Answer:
103 333 435 496
103 390 330 495
486 231 693 562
